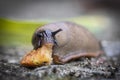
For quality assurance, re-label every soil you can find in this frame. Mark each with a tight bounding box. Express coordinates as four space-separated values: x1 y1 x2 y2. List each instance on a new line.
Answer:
0 42 120 80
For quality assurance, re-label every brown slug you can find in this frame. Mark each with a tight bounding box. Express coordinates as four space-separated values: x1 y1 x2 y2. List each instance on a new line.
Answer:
20 21 103 67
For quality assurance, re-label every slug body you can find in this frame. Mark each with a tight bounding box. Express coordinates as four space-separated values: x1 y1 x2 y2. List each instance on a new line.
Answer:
32 22 102 65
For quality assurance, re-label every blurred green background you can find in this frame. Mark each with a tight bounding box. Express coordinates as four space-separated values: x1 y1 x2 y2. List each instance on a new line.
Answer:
0 18 47 46
0 0 115 47
0 15 108 46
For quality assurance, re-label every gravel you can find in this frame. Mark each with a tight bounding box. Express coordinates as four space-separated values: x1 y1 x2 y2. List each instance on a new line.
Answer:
0 42 119 80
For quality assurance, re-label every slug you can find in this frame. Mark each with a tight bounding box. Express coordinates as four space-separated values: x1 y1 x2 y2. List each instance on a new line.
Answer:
20 21 103 67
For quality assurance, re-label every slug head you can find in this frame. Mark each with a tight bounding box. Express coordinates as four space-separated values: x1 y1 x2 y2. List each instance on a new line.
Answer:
35 29 62 49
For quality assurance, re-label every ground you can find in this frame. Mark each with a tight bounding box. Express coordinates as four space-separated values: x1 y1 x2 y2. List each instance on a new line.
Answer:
0 43 120 80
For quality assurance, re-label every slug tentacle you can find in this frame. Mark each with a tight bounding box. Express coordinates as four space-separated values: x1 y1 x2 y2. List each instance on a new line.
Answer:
52 29 62 37
35 29 62 49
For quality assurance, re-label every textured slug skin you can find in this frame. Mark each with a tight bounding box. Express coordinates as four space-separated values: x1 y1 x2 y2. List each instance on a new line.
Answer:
32 22 102 64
